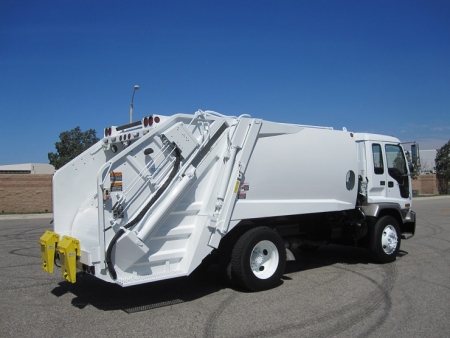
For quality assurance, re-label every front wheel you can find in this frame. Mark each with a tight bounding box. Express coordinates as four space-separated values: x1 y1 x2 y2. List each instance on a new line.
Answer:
370 216 401 263
231 227 286 291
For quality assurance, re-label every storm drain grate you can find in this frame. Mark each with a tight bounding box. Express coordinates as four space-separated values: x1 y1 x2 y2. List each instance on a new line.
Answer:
123 299 184 313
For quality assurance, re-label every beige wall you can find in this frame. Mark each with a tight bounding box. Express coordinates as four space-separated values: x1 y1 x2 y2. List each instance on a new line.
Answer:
412 174 439 195
0 174 53 213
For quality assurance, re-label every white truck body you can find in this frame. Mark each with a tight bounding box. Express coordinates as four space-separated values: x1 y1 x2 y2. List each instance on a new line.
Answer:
40 110 416 291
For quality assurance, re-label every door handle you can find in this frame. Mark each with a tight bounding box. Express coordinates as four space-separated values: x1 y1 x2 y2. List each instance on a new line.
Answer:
388 181 394 188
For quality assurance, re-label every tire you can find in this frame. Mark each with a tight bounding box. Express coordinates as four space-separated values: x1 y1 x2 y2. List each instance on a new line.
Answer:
218 231 240 287
370 216 401 263
231 227 286 291
218 247 234 286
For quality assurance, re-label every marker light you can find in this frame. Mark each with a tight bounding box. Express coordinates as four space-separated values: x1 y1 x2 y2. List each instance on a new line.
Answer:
143 116 153 127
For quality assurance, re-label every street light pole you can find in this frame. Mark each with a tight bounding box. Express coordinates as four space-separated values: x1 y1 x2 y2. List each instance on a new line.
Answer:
130 85 140 123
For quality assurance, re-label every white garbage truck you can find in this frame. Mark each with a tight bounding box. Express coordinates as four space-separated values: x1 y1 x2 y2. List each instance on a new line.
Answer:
40 110 417 291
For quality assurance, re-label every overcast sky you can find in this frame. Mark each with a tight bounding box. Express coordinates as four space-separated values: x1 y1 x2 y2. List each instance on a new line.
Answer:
1 0 449 165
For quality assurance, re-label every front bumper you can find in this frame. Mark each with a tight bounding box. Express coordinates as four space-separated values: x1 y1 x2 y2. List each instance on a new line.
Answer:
400 210 416 239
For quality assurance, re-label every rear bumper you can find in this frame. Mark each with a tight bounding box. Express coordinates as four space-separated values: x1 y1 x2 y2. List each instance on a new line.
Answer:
39 230 81 283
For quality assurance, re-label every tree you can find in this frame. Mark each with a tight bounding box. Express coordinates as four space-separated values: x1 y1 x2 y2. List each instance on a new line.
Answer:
403 151 421 179
48 127 99 170
435 140 450 194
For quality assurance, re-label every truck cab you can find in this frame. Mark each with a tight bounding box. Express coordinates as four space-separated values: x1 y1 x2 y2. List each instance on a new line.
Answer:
356 134 416 239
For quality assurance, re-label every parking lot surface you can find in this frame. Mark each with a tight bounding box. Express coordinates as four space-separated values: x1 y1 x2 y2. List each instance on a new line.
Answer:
1 197 449 337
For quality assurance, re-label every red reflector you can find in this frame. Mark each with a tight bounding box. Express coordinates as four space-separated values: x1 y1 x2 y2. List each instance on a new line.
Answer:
154 116 160 123
144 117 148 127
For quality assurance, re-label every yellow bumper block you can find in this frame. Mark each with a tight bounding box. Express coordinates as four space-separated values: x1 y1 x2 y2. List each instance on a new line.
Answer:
57 235 81 283
39 231 60 273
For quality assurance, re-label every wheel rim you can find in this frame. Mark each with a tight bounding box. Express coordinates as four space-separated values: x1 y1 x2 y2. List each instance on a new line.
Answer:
381 225 398 255
249 240 279 279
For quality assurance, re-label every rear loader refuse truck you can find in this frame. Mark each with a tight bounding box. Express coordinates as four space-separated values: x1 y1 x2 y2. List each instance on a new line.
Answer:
40 110 417 291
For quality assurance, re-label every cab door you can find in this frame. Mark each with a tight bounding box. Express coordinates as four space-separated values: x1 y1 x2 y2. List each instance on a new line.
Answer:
366 142 388 201
384 143 411 201
366 141 411 204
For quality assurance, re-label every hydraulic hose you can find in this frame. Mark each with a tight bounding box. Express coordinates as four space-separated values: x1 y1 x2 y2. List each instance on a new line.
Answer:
106 147 181 280
105 229 125 280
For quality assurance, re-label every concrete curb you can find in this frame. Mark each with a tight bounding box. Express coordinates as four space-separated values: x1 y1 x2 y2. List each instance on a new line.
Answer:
0 213 53 220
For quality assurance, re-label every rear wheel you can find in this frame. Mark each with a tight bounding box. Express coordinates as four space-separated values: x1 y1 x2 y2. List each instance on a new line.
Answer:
231 227 286 291
370 216 401 263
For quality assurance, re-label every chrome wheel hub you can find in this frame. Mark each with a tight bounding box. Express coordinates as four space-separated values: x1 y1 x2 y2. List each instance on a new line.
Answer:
381 225 398 255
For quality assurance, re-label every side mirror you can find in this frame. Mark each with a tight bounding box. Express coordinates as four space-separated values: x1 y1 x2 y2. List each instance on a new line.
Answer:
411 143 420 168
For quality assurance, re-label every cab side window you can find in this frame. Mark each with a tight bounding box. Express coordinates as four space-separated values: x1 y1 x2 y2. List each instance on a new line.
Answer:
385 144 409 198
385 144 407 176
372 144 384 175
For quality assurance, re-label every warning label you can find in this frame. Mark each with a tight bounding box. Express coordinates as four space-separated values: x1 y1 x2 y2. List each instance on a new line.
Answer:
110 172 122 182
111 182 123 192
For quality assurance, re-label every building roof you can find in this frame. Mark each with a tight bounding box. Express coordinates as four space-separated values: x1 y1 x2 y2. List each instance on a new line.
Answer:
0 163 55 174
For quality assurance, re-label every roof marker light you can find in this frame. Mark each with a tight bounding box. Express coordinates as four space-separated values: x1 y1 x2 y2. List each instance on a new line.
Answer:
154 116 160 123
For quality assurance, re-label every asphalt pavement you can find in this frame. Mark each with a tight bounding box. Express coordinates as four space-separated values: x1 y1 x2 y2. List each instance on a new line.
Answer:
1 196 449 337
